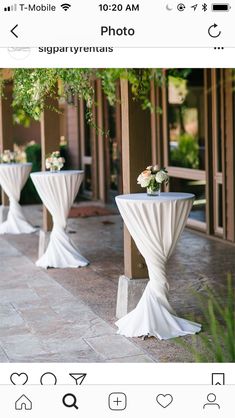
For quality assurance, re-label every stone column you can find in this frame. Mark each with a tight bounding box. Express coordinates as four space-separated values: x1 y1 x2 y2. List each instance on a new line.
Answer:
0 81 13 221
116 79 152 318
38 96 60 257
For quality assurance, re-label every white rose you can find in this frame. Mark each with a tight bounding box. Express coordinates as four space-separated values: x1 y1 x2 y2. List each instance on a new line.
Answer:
2 155 9 162
156 170 168 183
58 157 64 164
45 160 51 169
137 171 151 188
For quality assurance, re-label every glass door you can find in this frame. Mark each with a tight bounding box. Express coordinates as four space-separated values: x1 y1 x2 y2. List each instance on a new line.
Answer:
163 69 207 231
211 69 225 237
160 68 225 237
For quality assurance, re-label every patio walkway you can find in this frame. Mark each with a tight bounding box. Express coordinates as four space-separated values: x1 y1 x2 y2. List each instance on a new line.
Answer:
0 204 234 362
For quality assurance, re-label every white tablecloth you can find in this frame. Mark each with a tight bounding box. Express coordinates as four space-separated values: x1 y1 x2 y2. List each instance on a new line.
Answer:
0 163 36 234
115 193 201 340
31 170 89 269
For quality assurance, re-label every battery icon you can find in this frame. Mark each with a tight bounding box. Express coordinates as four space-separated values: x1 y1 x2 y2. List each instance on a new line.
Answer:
212 3 231 11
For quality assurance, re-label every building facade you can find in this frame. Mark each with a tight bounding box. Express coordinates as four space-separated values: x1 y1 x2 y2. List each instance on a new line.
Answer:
0 68 234 244
66 69 235 244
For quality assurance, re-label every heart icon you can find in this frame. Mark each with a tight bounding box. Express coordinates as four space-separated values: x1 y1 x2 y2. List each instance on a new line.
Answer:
10 373 28 385
156 394 173 408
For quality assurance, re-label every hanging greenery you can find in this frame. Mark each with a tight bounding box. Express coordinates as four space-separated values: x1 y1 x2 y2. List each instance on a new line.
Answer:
0 68 192 126
0 74 4 96
11 69 95 123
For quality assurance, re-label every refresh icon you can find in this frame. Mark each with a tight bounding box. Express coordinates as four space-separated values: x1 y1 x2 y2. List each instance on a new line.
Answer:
208 23 222 38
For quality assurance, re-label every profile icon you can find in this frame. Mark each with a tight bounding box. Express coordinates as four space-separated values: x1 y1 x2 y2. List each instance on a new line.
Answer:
203 393 220 409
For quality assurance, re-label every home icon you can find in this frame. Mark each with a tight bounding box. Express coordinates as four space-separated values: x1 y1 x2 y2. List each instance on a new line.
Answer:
15 395 32 410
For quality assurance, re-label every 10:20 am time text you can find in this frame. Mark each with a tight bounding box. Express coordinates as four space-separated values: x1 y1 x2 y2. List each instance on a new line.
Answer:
98 3 140 12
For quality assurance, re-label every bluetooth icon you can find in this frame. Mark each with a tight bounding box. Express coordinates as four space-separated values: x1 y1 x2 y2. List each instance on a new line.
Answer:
202 3 208 11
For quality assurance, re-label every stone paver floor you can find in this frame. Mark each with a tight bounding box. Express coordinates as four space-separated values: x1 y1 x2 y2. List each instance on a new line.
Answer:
0 238 153 362
1 204 234 362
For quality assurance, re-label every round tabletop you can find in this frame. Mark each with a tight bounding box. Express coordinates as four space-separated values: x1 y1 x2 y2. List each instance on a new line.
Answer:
116 192 195 203
0 163 32 167
31 170 84 178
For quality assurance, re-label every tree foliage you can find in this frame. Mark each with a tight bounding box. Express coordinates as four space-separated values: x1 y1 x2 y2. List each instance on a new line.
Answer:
0 68 192 125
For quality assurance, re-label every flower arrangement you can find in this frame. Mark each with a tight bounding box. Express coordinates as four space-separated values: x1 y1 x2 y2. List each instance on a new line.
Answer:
45 151 65 172
0 147 27 164
0 150 16 163
14 145 27 163
137 165 169 196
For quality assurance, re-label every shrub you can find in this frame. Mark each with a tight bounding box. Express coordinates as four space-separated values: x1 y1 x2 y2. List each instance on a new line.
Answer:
20 143 69 204
20 143 42 204
171 133 199 169
176 274 235 362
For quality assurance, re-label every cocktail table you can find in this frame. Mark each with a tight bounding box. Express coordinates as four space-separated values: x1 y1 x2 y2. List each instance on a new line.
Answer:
115 192 201 340
31 170 89 269
0 163 36 234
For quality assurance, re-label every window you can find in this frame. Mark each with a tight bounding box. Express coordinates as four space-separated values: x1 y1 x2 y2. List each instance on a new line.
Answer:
167 70 205 170
170 177 206 223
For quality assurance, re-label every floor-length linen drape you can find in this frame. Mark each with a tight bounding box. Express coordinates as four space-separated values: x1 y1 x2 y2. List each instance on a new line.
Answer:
31 170 89 269
0 163 36 234
115 193 201 340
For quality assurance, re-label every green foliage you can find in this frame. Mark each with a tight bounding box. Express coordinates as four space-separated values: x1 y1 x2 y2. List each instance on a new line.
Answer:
168 68 192 80
5 69 193 126
12 68 94 122
100 69 184 112
13 69 55 120
25 143 41 171
148 177 160 192
177 274 235 362
57 69 95 126
59 144 70 170
13 108 32 127
20 143 69 204
99 68 126 105
0 74 4 96
20 143 42 204
170 133 199 169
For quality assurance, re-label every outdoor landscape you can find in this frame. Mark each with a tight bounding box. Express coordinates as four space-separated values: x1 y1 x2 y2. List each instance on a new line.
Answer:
0 68 234 363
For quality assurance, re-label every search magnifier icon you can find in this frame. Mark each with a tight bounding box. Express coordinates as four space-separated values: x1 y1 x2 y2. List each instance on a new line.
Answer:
62 393 78 410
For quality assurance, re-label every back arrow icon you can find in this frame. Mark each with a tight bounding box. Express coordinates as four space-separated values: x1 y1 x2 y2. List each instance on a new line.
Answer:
208 23 221 38
11 24 19 38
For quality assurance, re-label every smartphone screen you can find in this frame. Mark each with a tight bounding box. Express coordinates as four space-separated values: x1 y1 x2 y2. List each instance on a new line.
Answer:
0 1 234 417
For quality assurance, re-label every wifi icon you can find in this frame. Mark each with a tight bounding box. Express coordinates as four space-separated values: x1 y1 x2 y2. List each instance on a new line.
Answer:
61 3 71 11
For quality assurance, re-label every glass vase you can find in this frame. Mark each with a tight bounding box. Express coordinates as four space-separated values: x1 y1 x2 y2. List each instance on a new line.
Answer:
50 166 59 172
147 184 161 196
